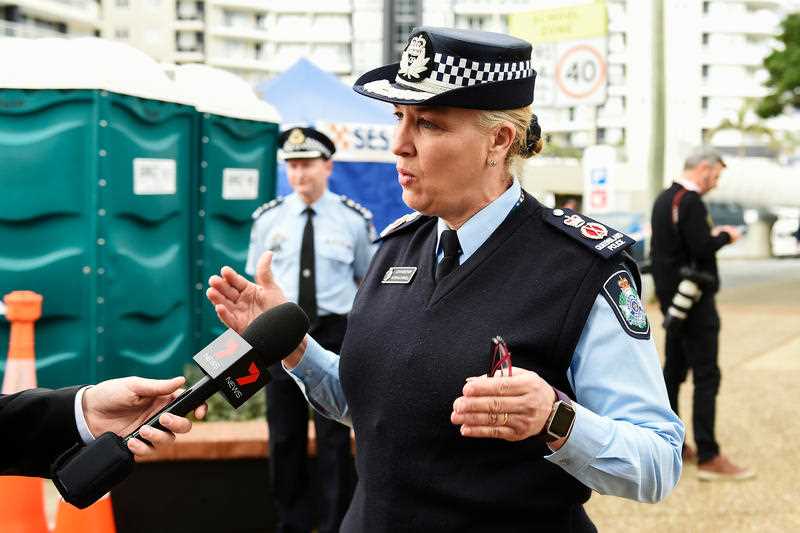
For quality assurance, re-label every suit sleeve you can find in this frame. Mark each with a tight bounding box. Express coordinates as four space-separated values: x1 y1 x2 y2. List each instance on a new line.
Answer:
0 387 83 478
679 194 731 261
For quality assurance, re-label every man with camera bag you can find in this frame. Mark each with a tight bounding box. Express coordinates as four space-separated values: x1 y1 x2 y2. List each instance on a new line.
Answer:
651 147 753 481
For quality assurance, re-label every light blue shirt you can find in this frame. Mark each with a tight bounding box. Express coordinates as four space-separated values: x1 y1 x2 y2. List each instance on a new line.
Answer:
246 190 377 315
286 179 684 503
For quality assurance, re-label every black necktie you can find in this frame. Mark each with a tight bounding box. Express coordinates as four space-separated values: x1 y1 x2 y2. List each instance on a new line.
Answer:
436 229 462 281
298 207 318 326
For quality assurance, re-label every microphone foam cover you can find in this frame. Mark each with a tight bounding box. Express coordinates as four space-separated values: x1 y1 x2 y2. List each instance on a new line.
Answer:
241 302 310 366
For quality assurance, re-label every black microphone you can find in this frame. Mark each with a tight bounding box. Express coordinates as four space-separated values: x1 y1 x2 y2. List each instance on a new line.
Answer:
52 302 309 509
127 302 309 443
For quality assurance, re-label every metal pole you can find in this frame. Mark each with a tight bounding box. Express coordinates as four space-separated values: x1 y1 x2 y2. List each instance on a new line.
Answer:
648 0 666 207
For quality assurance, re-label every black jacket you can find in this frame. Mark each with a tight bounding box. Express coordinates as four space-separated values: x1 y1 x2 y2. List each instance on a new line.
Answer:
0 387 83 477
338 194 625 532
650 182 730 297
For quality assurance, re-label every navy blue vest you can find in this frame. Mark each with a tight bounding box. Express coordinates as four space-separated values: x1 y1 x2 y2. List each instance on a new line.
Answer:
339 194 620 532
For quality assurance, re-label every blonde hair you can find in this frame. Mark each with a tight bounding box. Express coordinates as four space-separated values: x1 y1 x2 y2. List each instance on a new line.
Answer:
476 106 544 176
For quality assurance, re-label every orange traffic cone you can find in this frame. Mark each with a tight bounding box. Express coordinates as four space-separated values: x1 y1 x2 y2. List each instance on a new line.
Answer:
53 494 117 533
0 291 49 533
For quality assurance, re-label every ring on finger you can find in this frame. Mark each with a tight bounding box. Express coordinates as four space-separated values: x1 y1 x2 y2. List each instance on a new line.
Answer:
502 412 510 425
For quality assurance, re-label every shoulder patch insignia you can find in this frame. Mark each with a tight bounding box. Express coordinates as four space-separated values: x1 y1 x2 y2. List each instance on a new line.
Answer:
378 211 426 241
339 195 377 241
339 194 374 221
251 196 284 220
543 208 634 259
601 269 650 340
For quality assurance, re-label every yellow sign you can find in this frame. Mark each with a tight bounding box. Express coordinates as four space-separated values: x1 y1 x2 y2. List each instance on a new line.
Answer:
508 1 608 44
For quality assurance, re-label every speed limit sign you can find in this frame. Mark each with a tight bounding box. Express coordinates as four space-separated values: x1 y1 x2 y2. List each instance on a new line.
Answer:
555 42 607 104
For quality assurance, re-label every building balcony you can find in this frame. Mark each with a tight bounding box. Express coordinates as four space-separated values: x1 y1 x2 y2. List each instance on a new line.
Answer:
174 50 206 63
208 0 267 13
209 0 352 14
700 45 772 67
700 12 780 35
268 0 352 13
701 79 769 98
207 55 271 72
453 0 534 15
174 19 205 32
257 54 351 75
15 0 101 28
266 28 352 44
207 24 270 42
0 19 65 37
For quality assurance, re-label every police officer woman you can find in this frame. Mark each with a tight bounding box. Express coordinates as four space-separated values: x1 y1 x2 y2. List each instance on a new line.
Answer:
208 27 683 532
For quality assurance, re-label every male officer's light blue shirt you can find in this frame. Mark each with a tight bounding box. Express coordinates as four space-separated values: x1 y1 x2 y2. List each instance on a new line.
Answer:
246 190 376 316
286 179 684 503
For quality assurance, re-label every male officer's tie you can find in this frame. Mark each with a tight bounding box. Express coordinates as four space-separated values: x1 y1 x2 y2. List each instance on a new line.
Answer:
298 207 318 326
436 229 462 281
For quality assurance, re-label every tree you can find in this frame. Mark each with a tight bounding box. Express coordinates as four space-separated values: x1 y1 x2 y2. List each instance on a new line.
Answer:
757 12 800 119
705 99 774 157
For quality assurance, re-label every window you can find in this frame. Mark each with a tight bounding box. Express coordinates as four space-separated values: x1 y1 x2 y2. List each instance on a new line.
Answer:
702 1 710 15
596 128 606 144
385 0 421 63
568 107 576 122
701 64 709 79
115 0 129 7
702 96 709 110
702 33 710 46
114 27 129 40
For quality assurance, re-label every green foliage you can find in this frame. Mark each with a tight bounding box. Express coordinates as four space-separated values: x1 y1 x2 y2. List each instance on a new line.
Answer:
184 363 266 422
705 99 774 156
757 12 800 118
540 142 583 159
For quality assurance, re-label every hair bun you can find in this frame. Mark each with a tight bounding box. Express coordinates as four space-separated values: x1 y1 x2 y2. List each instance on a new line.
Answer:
523 114 542 157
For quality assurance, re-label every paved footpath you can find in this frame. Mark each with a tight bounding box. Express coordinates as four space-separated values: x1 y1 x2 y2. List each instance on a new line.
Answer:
586 259 800 532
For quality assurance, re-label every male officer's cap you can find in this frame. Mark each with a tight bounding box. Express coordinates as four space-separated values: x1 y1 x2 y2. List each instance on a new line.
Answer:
278 127 336 161
353 26 536 110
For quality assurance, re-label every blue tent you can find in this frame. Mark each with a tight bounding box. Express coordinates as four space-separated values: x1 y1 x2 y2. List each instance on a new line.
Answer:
256 58 410 233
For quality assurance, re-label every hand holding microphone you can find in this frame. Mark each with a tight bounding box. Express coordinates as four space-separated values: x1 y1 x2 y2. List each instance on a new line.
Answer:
53 302 309 509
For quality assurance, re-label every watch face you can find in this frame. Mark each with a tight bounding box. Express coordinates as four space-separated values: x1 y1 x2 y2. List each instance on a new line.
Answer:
549 403 576 437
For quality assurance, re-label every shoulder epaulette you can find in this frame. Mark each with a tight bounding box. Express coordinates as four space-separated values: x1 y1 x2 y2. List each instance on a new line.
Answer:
251 196 284 220
543 207 635 259
339 194 374 221
378 211 428 241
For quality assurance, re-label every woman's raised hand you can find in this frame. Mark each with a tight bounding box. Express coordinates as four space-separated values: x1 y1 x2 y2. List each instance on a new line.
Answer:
206 251 288 334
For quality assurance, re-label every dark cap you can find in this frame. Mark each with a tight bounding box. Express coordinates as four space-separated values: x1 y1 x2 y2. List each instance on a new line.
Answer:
353 26 536 110
278 127 336 160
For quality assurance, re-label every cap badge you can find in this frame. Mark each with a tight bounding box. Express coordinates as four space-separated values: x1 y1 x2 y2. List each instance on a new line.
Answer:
398 35 431 82
287 128 305 145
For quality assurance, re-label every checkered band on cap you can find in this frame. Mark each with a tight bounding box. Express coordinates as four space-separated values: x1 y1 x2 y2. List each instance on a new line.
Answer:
432 53 534 86
280 137 332 159
394 51 534 95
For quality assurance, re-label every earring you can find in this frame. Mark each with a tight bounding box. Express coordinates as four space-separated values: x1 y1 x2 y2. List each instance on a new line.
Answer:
488 159 497 167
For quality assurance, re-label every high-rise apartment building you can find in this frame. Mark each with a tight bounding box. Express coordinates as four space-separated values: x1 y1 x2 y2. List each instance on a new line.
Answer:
1 0 101 38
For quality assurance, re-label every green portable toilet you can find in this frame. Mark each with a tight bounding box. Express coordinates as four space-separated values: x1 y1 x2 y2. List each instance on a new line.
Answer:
0 38 196 387
172 65 281 351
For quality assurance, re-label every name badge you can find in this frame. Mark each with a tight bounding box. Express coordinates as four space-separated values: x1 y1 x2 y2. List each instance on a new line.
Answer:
382 267 417 284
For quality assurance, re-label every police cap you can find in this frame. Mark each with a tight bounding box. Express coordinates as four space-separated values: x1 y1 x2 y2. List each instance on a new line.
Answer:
278 127 336 161
353 26 536 110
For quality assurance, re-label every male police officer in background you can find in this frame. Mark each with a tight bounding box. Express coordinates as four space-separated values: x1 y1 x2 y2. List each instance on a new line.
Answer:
247 127 376 533
651 147 753 481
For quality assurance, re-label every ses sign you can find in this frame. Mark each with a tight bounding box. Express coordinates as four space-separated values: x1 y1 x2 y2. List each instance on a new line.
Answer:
316 121 396 163
509 1 608 108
